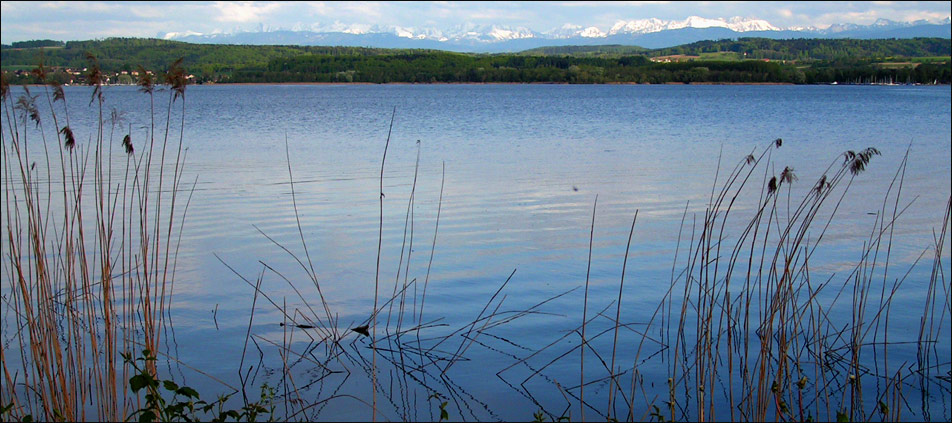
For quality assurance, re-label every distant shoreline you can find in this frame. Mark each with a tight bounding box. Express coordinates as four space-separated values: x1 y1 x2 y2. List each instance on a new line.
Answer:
15 81 951 88
213 81 800 86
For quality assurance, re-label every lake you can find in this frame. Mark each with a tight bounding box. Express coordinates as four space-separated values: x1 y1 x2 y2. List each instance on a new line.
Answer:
2 83 950 421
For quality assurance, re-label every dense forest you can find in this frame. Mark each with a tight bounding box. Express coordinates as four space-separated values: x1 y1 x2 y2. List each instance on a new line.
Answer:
2 37 949 85
6 39 65 49
648 37 951 61
1 38 417 81
519 45 648 57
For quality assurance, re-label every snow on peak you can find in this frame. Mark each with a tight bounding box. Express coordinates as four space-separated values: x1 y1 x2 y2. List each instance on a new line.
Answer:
161 15 945 46
669 16 730 30
872 18 897 27
608 18 667 35
161 30 204 39
608 16 780 35
727 17 780 32
486 25 536 41
391 26 412 38
579 27 605 38
547 23 605 38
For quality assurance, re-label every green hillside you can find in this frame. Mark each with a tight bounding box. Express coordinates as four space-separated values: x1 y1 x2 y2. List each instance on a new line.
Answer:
2 37 949 85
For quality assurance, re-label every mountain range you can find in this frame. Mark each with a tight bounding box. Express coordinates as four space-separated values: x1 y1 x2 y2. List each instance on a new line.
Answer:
162 16 952 52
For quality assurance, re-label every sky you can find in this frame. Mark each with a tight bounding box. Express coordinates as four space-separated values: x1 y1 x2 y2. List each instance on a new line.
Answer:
2 1 950 44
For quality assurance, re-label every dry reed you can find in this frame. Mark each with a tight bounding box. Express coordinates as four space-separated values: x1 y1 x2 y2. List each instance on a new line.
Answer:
1 57 193 421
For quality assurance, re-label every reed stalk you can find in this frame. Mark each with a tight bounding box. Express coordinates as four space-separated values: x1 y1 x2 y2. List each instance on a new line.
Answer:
1 58 192 422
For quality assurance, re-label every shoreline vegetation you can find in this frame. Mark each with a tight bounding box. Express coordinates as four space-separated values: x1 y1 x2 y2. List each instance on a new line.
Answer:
2 56 951 422
2 81 807 88
2 37 950 85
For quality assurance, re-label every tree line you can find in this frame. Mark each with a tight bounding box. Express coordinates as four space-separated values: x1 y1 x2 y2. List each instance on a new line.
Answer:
650 37 951 61
2 37 949 85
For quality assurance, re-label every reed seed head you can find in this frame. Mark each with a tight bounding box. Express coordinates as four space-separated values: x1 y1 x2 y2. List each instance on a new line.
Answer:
61 126 75 149
847 147 881 175
814 174 829 196
122 134 134 155
15 94 41 128
85 52 103 104
137 65 155 95
109 108 126 127
780 166 797 184
52 83 65 103
31 63 48 83
163 57 188 101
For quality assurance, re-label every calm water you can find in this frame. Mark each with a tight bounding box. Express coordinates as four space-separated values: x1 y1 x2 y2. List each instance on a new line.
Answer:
3 84 950 421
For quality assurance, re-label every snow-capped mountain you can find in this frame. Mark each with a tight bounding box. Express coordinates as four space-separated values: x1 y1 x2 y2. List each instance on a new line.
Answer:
448 24 538 42
161 16 951 53
546 24 606 39
606 18 669 35
604 16 780 35
726 17 780 32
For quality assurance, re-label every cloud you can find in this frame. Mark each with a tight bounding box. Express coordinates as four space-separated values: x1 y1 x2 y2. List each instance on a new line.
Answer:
336 2 384 19
809 6 950 27
211 1 284 23
556 1 672 6
1 0 950 44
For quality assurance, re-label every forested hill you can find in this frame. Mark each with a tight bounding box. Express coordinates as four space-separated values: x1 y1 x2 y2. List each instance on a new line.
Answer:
519 45 648 57
647 37 952 61
2 37 949 85
519 38 951 61
1 38 423 77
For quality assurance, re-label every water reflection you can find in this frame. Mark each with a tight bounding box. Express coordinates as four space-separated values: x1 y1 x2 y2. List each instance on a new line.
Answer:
2 84 949 421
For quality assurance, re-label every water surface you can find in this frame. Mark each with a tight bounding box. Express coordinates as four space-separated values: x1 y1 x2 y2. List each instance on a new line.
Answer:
3 83 950 421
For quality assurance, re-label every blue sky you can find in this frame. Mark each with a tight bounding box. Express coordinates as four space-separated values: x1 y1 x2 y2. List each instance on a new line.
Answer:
2 1 950 44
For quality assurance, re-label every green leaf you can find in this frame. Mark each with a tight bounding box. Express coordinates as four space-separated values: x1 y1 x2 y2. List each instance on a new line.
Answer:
166 403 184 416
177 386 200 399
163 380 179 392
139 410 156 423
130 374 151 392
144 393 164 409
836 411 850 422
